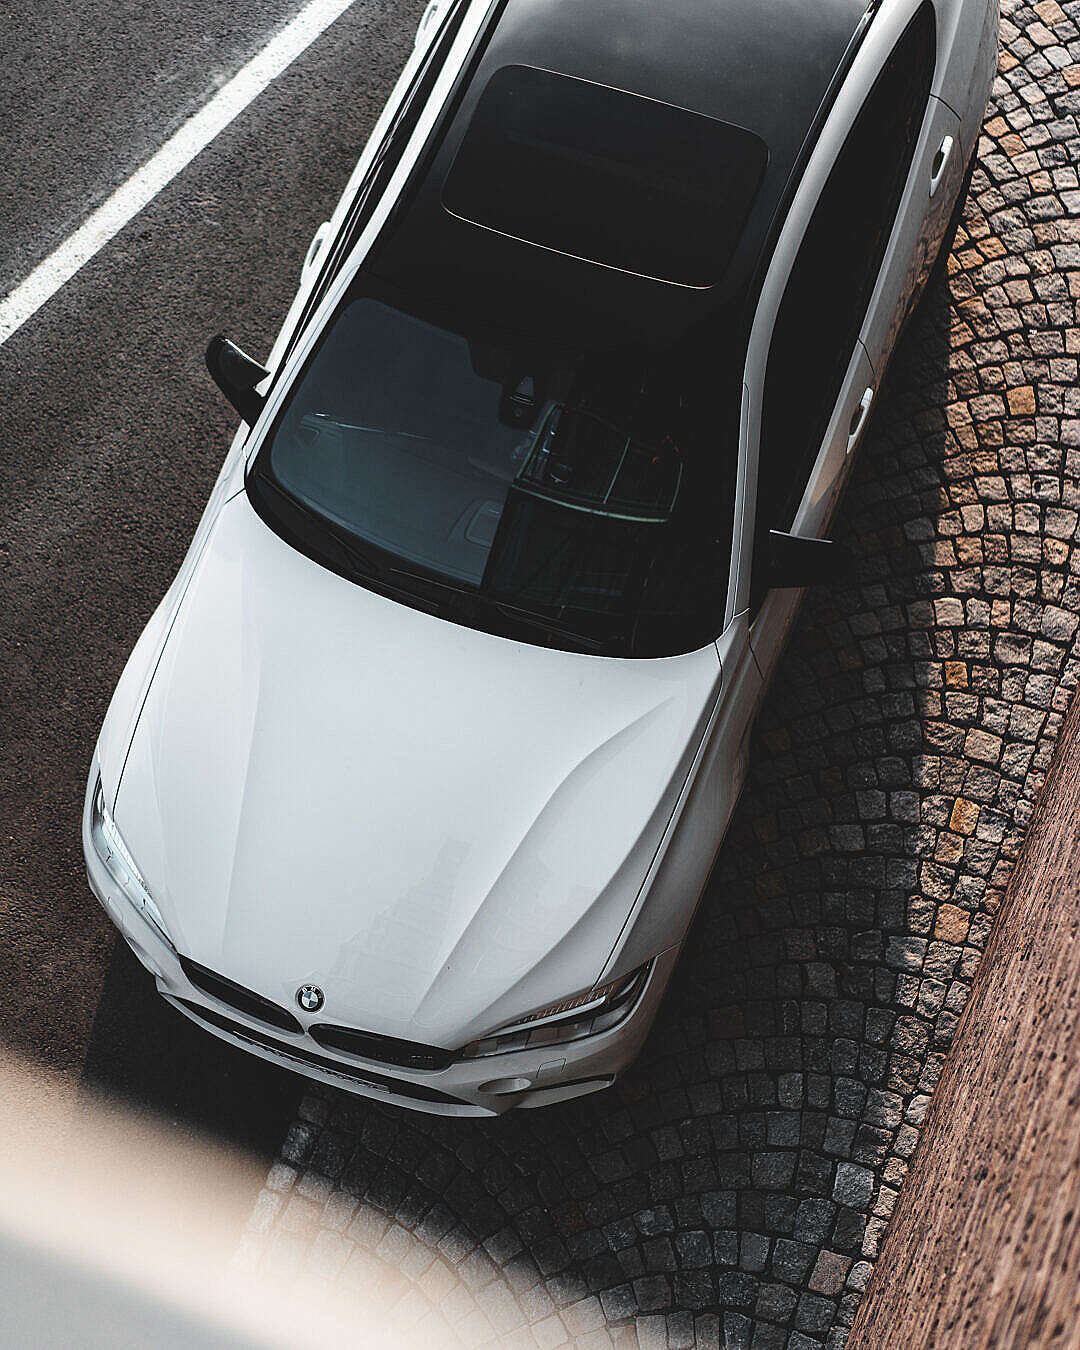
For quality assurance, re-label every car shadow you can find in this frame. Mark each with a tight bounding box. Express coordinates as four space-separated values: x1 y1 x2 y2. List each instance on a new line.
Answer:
80 937 302 1167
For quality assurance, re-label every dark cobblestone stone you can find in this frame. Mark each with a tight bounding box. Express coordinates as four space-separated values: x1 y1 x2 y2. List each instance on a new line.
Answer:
242 6 1080 1345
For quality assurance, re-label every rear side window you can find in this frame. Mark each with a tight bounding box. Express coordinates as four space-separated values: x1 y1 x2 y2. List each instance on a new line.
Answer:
444 64 768 287
757 3 935 534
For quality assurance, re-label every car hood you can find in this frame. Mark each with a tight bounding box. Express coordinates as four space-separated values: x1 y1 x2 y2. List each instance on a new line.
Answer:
115 493 721 1046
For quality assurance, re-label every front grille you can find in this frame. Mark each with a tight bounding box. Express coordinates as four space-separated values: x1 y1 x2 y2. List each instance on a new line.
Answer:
178 956 455 1072
309 1023 454 1071
179 957 302 1035
176 1000 466 1106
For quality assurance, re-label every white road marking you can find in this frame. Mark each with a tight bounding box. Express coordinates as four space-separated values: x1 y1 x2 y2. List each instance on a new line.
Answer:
0 0 360 347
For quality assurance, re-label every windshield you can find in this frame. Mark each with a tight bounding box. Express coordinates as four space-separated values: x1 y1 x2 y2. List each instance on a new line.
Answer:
247 287 736 657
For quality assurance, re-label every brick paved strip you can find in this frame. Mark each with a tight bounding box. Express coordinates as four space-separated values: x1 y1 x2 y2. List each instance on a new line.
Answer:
845 678 1080 1350
241 3 1080 1347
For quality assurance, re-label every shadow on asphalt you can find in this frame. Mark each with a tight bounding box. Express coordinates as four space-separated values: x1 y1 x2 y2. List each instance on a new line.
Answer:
80 937 301 1166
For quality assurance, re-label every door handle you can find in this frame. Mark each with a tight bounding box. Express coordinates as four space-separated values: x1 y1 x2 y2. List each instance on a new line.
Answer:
302 221 331 279
847 386 874 451
930 134 954 198
415 0 442 46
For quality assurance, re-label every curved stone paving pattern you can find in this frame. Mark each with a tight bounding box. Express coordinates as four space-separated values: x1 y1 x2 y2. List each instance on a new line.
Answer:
238 6 1080 1346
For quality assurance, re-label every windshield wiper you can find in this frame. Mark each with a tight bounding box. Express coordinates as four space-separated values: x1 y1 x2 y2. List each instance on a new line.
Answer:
254 473 387 582
386 569 608 652
384 566 486 623
487 600 608 653
252 490 613 652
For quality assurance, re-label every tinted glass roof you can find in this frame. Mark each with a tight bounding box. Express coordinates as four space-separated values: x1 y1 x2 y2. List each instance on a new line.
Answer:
443 65 769 287
371 0 871 349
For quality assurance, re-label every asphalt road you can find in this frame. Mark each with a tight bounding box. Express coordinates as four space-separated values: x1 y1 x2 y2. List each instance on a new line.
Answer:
0 0 426 1156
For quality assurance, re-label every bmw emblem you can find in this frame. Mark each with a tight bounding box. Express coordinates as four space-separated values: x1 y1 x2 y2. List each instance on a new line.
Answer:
296 984 324 1013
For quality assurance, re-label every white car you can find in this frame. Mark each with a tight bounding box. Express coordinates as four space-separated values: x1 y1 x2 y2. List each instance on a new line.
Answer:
84 0 997 1115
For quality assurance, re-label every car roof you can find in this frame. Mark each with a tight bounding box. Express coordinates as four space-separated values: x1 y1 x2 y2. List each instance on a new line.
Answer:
369 0 873 351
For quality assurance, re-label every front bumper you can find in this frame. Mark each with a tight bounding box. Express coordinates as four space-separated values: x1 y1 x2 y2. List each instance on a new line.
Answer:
82 770 677 1117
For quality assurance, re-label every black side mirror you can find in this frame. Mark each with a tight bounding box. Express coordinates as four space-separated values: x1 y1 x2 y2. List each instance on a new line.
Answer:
762 528 848 589
205 335 270 425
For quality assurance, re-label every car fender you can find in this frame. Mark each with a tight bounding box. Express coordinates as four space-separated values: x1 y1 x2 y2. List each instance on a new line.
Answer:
599 611 763 981
95 445 246 810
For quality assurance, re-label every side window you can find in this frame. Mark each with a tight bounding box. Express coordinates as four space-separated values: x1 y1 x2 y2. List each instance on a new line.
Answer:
757 3 935 537
282 0 469 366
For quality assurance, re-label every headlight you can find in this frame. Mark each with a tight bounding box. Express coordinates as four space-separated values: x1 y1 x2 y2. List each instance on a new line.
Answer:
90 775 174 950
460 962 652 1060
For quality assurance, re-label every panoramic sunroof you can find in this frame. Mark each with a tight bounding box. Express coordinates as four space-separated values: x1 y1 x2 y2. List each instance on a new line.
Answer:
443 65 769 288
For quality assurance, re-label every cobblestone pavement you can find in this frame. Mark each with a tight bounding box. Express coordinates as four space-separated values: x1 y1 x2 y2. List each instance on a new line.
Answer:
239 6 1080 1346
